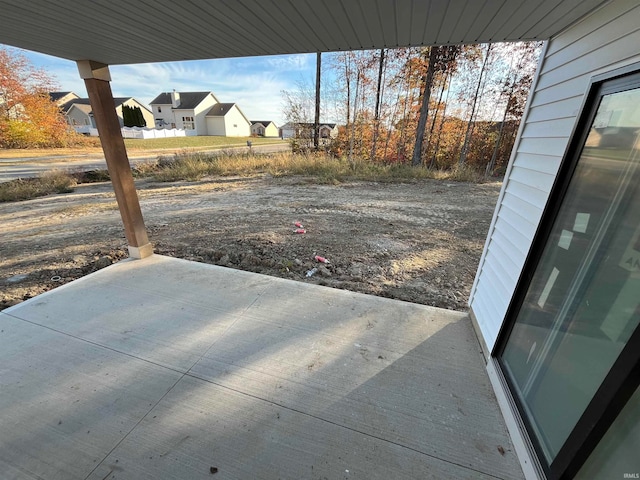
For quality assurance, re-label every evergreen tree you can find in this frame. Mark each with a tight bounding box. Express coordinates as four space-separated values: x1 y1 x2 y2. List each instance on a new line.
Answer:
133 105 146 127
122 104 146 127
122 105 133 127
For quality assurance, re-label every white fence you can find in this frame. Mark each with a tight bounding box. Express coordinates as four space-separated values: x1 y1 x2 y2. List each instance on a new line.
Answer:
120 127 198 139
73 125 98 136
74 126 197 139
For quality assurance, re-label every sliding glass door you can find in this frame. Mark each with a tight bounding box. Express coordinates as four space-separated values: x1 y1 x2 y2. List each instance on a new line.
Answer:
497 72 640 478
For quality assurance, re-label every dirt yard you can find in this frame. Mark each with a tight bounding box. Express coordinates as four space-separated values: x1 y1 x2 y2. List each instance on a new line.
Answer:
1 176 501 311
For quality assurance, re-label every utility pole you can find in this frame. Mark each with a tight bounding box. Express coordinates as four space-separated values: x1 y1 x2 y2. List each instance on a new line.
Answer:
314 52 321 150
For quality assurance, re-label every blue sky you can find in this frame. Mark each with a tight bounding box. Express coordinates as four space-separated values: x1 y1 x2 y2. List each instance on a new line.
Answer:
5 45 319 126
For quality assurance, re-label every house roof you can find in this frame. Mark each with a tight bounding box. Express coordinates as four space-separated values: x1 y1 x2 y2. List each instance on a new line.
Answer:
67 103 92 115
60 97 151 114
205 103 236 117
207 103 252 126
251 121 275 127
149 92 213 109
0 1 608 65
49 91 77 103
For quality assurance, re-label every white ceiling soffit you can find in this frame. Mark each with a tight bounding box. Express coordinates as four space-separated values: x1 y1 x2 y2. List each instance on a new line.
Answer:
0 0 609 65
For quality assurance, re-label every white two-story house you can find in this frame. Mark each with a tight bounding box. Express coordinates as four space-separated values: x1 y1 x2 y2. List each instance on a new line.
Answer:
149 91 218 135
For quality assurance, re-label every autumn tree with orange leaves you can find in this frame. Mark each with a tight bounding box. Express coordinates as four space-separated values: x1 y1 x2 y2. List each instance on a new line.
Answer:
0 47 80 148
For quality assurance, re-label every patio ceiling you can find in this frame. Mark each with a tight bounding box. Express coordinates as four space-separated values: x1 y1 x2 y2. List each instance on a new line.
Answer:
0 0 609 65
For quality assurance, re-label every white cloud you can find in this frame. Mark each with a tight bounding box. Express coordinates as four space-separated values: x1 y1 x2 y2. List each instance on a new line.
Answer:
266 54 313 71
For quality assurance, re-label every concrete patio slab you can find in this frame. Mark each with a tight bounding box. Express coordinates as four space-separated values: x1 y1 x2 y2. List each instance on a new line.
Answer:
0 312 182 480
87 375 503 480
0 255 523 479
6 257 273 372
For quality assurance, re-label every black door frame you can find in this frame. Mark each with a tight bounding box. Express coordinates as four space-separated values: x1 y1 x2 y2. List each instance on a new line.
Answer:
492 63 640 479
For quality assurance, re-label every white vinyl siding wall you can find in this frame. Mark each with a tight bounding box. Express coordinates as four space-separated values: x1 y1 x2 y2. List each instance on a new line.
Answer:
152 104 172 128
193 94 218 135
470 0 640 352
172 110 193 131
223 106 251 137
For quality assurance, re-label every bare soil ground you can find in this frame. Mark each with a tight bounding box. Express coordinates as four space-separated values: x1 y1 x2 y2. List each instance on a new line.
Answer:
1 176 501 311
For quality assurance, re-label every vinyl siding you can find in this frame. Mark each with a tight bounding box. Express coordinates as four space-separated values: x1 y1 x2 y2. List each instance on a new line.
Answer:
223 106 251 137
172 109 196 131
469 0 640 352
264 124 279 137
193 94 218 135
66 106 93 127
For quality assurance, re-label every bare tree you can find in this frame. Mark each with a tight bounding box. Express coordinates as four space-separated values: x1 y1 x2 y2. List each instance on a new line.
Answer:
370 48 386 161
281 79 315 149
395 48 419 162
411 48 434 166
459 43 492 166
314 52 321 150
348 64 361 163
486 42 541 175
412 46 460 166
429 67 454 169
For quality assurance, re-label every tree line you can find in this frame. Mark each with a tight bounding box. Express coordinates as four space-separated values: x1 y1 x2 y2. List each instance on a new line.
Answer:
283 42 541 176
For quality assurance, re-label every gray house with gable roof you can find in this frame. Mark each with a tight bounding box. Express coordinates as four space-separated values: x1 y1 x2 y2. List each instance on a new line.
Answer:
50 91 153 130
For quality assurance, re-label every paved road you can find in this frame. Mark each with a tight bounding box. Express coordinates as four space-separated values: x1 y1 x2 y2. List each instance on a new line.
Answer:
0 143 290 182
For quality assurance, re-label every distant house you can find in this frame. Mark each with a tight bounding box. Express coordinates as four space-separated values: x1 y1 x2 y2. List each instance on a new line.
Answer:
251 121 278 137
319 123 338 139
49 91 80 107
205 103 251 137
52 93 154 129
280 122 338 140
66 103 93 127
149 91 219 135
